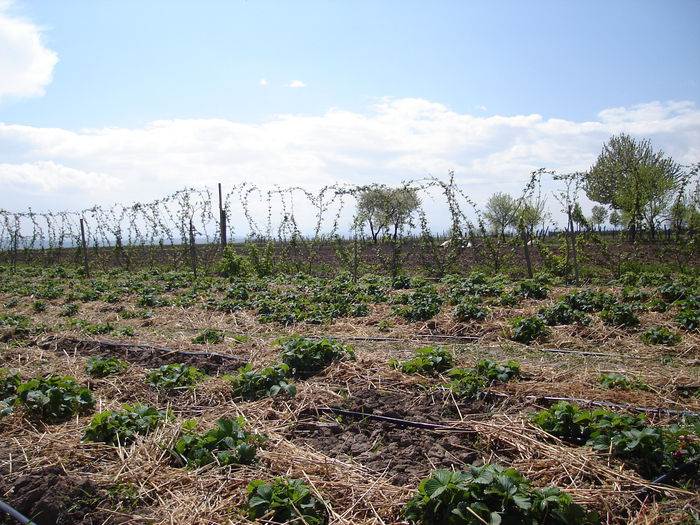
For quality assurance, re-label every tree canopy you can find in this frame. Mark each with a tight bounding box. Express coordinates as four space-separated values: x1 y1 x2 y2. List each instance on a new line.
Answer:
585 134 683 240
355 184 421 242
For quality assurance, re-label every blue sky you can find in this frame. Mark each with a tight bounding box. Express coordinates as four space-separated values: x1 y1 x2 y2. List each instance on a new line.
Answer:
0 0 699 230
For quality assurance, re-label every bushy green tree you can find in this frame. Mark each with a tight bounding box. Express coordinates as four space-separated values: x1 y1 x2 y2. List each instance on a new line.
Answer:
355 184 421 242
585 134 682 240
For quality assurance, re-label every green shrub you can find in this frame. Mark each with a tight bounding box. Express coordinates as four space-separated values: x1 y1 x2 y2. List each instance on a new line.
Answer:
510 316 550 344
640 326 681 346
83 404 173 445
227 363 296 400
171 417 266 468
403 465 598 525
191 329 224 344
390 346 454 375
278 335 354 377
215 247 251 277
16 375 94 422
145 363 207 390
246 477 328 525
85 356 127 378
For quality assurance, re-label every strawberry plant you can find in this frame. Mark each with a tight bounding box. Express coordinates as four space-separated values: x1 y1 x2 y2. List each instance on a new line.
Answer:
475 358 520 383
227 363 296 400
532 402 700 478
393 287 443 322
640 326 681 346
170 417 266 468
191 329 224 344
446 369 486 399
145 363 207 390
0 369 22 418
278 335 354 377
453 301 488 322
598 373 649 391
390 346 454 374
245 477 328 525
560 290 616 312
403 465 598 525
82 404 173 445
676 309 700 332
516 279 549 299
510 315 550 344
60 303 79 317
538 303 591 326
15 375 95 422
85 356 128 378
600 304 640 328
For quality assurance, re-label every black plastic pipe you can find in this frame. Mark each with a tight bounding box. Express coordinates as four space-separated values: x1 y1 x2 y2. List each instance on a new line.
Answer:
0 498 35 525
61 337 248 363
315 407 475 433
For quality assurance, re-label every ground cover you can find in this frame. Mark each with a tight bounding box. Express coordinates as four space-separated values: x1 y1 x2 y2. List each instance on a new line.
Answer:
0 265 698 524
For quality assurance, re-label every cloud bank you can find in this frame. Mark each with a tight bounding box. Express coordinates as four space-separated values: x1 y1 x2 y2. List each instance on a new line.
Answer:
0 98 698 212
0 2 57 102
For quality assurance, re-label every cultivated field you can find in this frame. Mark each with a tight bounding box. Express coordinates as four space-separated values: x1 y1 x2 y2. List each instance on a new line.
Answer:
0 265 698 524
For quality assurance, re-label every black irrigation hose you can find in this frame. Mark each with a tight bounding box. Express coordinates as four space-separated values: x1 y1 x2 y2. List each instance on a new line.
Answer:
0 498 35 525
60 337 249 363
315 407 475 433
632 456 700 501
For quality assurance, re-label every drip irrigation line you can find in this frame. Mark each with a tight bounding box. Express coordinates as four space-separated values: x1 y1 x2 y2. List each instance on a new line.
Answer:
0 498 35 525
487 392 700 418
633 456 700 501
315 407 475 433
156 328 699 364
58 338 249 363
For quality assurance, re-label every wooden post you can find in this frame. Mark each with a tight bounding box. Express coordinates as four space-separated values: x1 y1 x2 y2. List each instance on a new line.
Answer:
80 218 90 278
189 219 198 279
218 183 227 248
521 225 533 279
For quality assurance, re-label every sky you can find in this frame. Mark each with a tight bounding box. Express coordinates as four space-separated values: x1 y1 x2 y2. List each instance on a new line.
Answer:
0 0 699 232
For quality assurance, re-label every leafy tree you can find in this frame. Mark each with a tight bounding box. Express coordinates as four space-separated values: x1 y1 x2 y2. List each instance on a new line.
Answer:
483 192 519 240
585 134 683 241
589 205 608 230
356 185 421 242
517 197 549 238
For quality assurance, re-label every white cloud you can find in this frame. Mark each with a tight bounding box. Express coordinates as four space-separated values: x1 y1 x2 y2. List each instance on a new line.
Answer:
0 161 118 192
288 80 306 88
0 99 698 217
0 2 58 102
258 78 267 86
